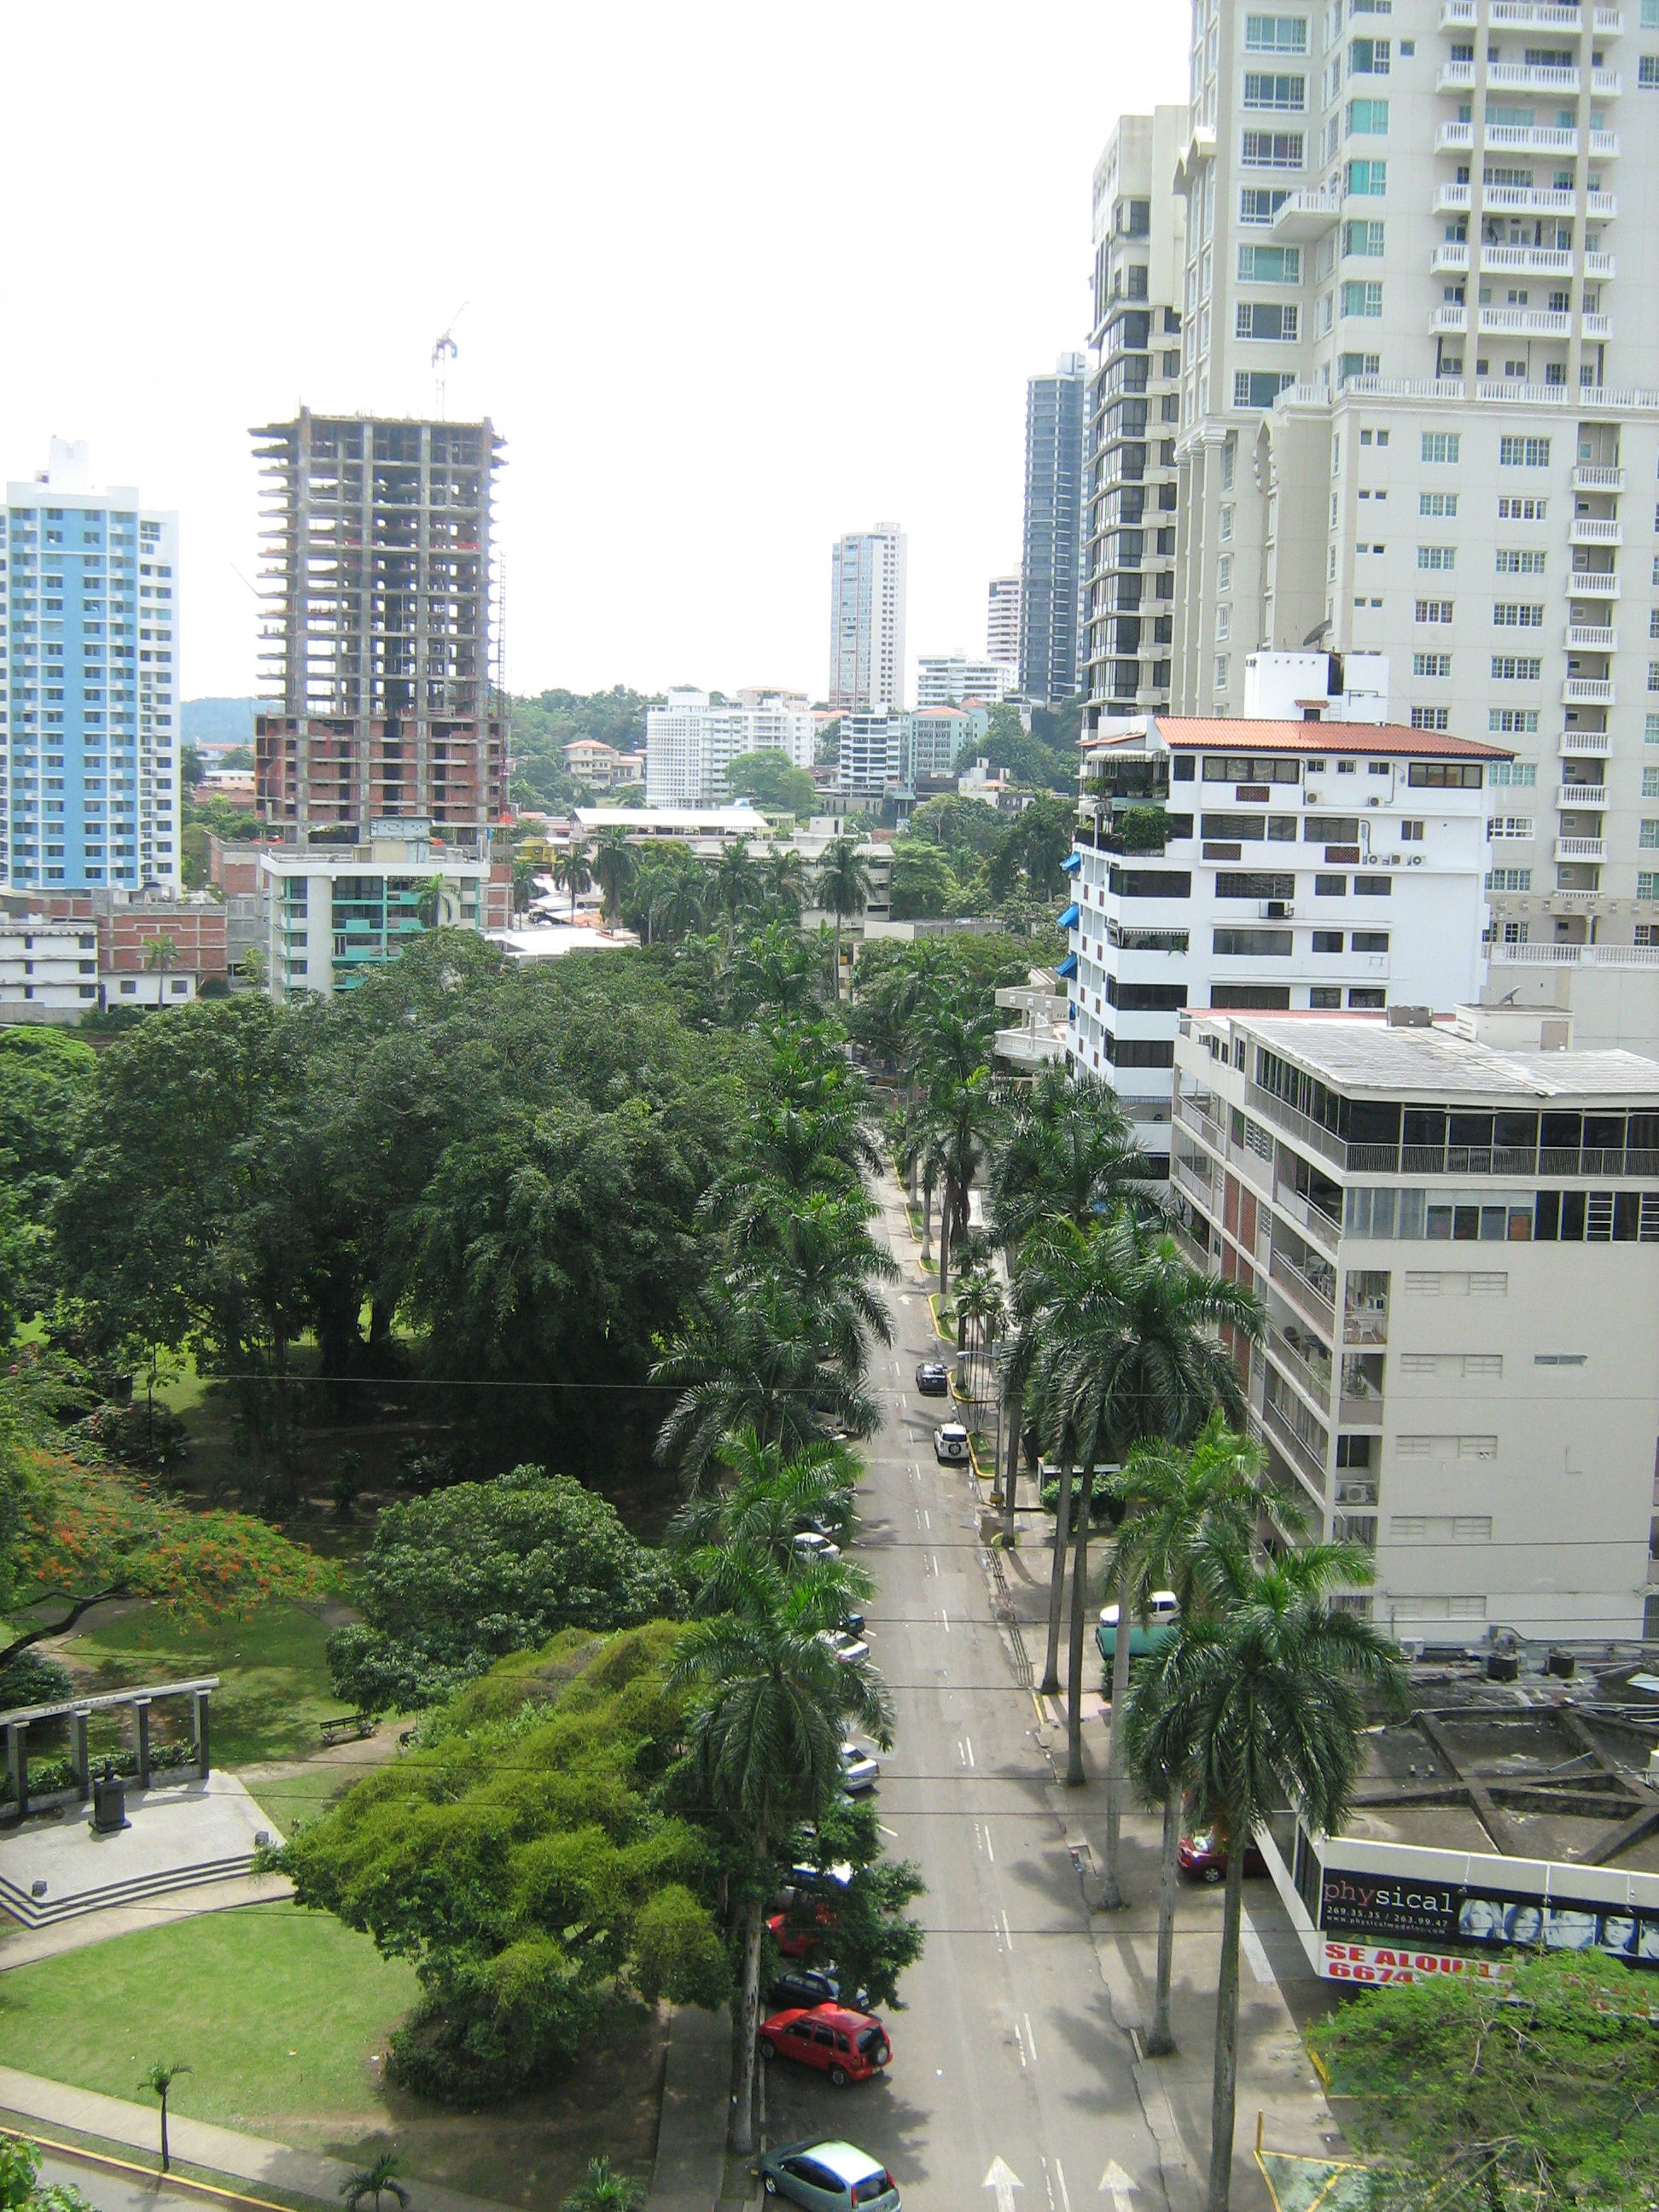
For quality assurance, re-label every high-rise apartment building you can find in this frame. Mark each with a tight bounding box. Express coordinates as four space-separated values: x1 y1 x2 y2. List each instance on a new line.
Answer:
2 439 180 893
1086 109 1190 725
644 688 815 806
829 526 907 712
1019 355 1088 701
252 412 505 845
987 573 1022 667
1166 0 1659 985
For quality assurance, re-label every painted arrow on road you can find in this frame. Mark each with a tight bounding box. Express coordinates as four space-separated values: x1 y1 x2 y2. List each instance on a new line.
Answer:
1100 2161 1137 2210
983 2157 1024 2212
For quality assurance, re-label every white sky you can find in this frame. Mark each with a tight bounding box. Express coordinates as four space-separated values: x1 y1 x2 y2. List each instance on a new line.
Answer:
1 2 1188 706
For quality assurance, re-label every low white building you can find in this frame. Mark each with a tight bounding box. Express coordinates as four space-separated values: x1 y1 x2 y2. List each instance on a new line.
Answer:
644 690 814 806
0 917 101 1019
914 655 1017 709
260 828 493 1002
1067 710 1507 1162
1173 1007 1659 1644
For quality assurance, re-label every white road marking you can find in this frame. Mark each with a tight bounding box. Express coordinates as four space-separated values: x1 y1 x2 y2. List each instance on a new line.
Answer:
1013 2017 1027 2069
962 1733 975 1767
922 1508 931 1530
984 1826 995 1863
939 1605 951 1633
899 1394 909 1413
1022 2011 1038 2065
1099 2161 1136 2209
1240 1907 1277 1988
999 1906 1013 1949
879 1823 899 1838
984 2156 1024 2209
1054 2156 1072 2212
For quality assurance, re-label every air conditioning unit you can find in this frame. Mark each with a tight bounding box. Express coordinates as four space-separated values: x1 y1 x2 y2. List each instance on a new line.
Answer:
1262 899 1295 919
1386 853 1402 865
1367 796 1382 807
1305 789 1323 803
1408 853 1425 864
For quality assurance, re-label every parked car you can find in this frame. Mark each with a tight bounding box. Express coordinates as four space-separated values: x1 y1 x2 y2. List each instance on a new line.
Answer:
766 1965 870 2014
794 1530 842 1564
836 1606 866 1637
769 1904 834 1959
759 2004 892 2086
839 1742 880 1794
758 2139 901 2209
1178 1828 1268 1884
818 1629 870 1665
914 1361 949 1396
1096 1589 1181 1661
933 1423 970 1464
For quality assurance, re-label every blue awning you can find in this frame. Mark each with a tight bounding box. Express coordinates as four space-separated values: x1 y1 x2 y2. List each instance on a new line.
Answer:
1056 952 1079 980
1057 901 1080 930
1061 851 1082 874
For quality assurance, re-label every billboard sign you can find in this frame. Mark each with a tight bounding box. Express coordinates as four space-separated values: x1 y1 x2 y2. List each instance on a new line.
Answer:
1318 1870 1659 1966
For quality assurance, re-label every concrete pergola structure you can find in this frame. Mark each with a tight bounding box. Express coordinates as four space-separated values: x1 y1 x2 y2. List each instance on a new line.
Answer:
1 1675 217 1825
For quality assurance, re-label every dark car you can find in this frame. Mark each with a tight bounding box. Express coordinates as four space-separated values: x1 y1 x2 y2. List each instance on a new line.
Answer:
759 2004 891 2086
914 1362 949 1395
1178 1828 1268 1884
767 1965 872 2013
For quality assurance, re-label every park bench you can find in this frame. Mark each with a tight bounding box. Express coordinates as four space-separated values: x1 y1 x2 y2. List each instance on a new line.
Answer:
318 1712 375 1746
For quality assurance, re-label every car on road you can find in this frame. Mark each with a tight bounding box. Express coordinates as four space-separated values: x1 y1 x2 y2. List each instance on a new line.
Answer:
794 1530 842 1564
758 2139 901 2209
836 1606 866 1637
818 1628 870 1664
914 1361 949 1396
933 1423 970 1464
767 1965 871 2013
1179 1828 1268 1884
839 1742 880 1794
1096 1589 1180 1661
759 2003 892 2086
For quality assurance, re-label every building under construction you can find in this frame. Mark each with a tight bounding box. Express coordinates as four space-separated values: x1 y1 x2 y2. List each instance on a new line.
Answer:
251 411 506 844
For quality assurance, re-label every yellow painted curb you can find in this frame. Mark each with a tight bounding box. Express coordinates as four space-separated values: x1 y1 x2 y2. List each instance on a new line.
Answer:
5 2129 314 2212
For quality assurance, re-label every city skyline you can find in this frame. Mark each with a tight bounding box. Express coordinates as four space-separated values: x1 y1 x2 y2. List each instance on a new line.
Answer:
0 1 1186 708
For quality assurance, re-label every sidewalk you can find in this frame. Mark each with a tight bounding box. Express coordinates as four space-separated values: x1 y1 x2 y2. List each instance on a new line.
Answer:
0 2068 511 2212
646 2005 731 2212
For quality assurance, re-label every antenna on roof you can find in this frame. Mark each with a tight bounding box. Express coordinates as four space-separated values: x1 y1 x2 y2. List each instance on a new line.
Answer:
432 302 468 418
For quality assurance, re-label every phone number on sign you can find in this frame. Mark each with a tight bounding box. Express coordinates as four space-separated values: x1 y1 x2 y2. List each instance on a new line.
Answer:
1320 1941 1511 1985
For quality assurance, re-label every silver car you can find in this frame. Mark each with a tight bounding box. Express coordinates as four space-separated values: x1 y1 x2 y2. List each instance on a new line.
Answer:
839 1742 881 1794
760 2139 901 2210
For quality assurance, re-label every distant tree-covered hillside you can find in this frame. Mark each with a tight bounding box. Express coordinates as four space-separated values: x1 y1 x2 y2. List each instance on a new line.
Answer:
511 686 660 810
182 696 259 748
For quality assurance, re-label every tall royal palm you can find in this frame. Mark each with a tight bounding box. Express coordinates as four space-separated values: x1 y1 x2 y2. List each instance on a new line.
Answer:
1124 1549 1404 2212
592 828 638 928
1022 1211 1264 1837
987 1063 1161 1250
711 835 761 934
671 1560 894 2156
928 1068 999 1300
760 844 806 920
815 835 872 1002
1109 1418 1301 2055
667 1425 863 1576
553 838 595 920
738 1188 898 1371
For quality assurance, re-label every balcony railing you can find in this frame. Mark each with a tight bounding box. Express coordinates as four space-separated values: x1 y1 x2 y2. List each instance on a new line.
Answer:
1268 1244 1336 1337
1554 835 1608 860
1573 465 1625 492
1488 941 1659 969
1260 1395 1330 1495
1562 678 1615 704
1563 626 1615 651
1557 784 1608 809
1267 1331 1333 1413
1560 730 1612 753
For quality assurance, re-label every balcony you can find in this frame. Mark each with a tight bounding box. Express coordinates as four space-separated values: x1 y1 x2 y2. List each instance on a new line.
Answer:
1584 314 1614 339
1436 61 1476 91
1569 569 1621 597
1564 626 1616 650
1573 465 1625 492
1480 308 1571 336
1260 1395 1330 1495
1490 940 1659 969
1570 517 1623 544
1438 183 1617 216
1557 783 1608 808
1268 1243 1336 1338
1560 729 1612 754
1273 1180 1342 1254
1429 306 1470 334
1562 678 1615 704
1481 246 1576 276
1488 61 1580 90
1272 184 1342 241
1554 835 1608 861
1268 1330 1334 1415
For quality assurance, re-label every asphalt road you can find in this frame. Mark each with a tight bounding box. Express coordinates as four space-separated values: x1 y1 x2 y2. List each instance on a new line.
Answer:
763 1182 1161 2212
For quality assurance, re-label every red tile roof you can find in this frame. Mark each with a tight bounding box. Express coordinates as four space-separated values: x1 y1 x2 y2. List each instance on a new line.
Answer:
1147 716 1512 760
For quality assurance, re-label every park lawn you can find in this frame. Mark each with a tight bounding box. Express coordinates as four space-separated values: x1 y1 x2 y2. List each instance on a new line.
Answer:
0 1902 669 2203
67 1601 341 1767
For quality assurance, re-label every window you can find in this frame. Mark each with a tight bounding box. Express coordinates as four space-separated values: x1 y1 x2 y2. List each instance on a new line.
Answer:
1240 187 1292 226
1488 817 1535 840
1237 244 1301 281
1348 987 1386 1008
1341 279 1383 317
1419 492 1458 517
1411 761 1484 787
1309 987 1342 1009
1244 72 1307 108
1413 652 1452 677
1233 370 1296 406
1400 819 1424 840
1493 602 1545 627
1486 866 1533 890
1347 97 1390 133
1415 599 1454 623
1640 52 1659 83
1417 544 1455 569
1242 130 1306 166
1349 37 1390 73
1649 662 1659 694
1639 871 1659 899
1237 301 1300 340
1411 707 1450 730
1215 870 1296 898
1644 767 1659 798
1422 432 1459 463
1489 760 1537 785
1245 14 1308 51
1491 655 1543 679
1499 434 1551 466
1640 819 1659 848
1346 159 1387 194
1354 875 1392 896
1343 219 1385 256
1648 715 1659 744
1498 495 1546 519
1312 928 1343 952
1214 928 1293 956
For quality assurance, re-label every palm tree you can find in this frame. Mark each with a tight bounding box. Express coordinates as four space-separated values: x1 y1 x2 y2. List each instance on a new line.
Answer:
952 1267 1004 1404
553 837 595 920
648 860 707 944
414 872 451 928
671 1561 894 2156
559 2157 644 2212
727 923 820 1022
760 844 806 918
738 1188 898 1371
667 1425 863 1575
711 835 760 930
815 835 872 1001
928 1069 1000 1300
139 2060 190 2174
1109 1418 1302 2056
143 933 179 981
340 2153 410 2212
987 1063 1161 1249
592 827 638 928
1020 1211 1265 1831
1124 1548 1406 2212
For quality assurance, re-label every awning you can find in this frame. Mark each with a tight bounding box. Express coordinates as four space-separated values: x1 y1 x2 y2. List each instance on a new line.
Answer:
1056 952 1079 980
1057 902 1080 930
1061 851 1082 874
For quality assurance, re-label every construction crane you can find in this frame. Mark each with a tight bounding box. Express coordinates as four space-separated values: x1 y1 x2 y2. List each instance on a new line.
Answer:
432 302 468 417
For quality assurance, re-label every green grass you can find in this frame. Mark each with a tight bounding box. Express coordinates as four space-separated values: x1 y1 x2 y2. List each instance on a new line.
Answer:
0 1902 416 2133
69 1603 340 1766
243 1761 357 1836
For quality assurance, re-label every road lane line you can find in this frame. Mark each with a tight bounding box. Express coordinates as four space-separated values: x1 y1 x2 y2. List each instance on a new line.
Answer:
963 1733 975 1767
1022 2011 1037 2066
1241 1906 1277 1988
999 1906 1013 1949
1053 2154 1070 2212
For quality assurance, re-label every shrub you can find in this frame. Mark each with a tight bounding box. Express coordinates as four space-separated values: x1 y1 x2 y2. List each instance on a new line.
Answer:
1113 806 1170 853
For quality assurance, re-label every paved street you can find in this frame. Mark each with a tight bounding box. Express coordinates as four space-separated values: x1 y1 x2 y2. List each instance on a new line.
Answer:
763 1179 1164 2212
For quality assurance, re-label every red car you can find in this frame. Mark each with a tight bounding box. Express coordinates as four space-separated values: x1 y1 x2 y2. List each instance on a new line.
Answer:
1178 1828 1267 1885
759 2004 891 2087
769 1902 836 1959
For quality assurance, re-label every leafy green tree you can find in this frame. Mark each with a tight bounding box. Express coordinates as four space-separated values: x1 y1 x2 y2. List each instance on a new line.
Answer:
724 750 817 818
668 1427 862 1582
781 1796 925 2013
887 841 958 921
327 1468 684 1712
1125 1548 1405 2212
282 1623 728 2107
0 2133 95 2212
814 836 872 1001
508 687 655 812
987 795 1078 902
0 1028 96 1346
670 1561 894 2154
957 700 1076 792
905 794 1005 860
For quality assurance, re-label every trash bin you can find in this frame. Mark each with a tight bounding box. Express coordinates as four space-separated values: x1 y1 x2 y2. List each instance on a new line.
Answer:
91 1760 130 1834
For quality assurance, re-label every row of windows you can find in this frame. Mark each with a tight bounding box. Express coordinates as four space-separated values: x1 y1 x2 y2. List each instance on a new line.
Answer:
1342 1186 1659 1244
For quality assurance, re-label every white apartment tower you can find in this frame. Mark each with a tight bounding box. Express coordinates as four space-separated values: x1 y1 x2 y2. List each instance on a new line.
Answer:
1088 108 1190 725
2 439 180 893
644 689 816 806
987 574 1023 667
830 526 907 713
1168 0 1659 983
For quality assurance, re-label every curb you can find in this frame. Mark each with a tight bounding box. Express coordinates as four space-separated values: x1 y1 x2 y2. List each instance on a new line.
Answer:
6 2126 323 2212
